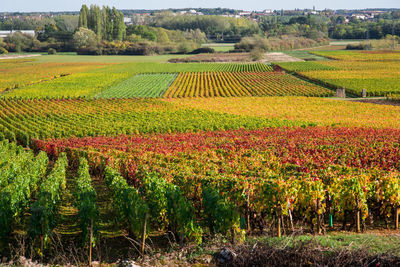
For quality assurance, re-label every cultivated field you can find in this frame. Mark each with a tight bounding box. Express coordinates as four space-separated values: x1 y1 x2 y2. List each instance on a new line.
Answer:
277 50 400 96
2 50 400 265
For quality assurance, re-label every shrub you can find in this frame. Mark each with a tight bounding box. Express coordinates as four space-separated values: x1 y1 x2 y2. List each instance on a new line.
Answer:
250 47 265 61
189 47 215 54
0 47 8 54
73 27 99 50
346 44 370 50
48 48 57 55
4 32 38 52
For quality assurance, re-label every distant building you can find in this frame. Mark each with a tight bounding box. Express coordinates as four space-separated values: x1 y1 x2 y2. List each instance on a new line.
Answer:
124 17 132 25
0 30 35 38
263 9 273 14
239 11 251 16
352 14 366 20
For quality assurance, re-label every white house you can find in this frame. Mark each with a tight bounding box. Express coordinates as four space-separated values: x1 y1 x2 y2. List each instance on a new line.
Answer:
239 11 252 16
0 30 36 38
124 17 132 25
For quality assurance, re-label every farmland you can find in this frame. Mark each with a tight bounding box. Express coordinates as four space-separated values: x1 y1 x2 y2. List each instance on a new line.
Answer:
2 50 400 265
0 98 302 145
32 127 400 241
165 72 333 97
1 61 274 99
0 59 110 93
169 96 400 129
277 51 400 96
97 74 177 98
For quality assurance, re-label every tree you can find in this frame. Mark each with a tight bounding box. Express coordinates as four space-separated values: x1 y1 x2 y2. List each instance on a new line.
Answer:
112 7 125 41
55 15 79 32
127 34 142 42
336 16 346 24
392 11 400 19
184 29 207 43
73 27 98 49
127 25 157 41
89 5 102 39
78 5 89 28
156 30 170 43
4 32 38 52
102 6 113 41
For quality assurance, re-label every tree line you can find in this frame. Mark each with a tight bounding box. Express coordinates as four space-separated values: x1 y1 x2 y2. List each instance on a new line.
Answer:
78 5 126 41
1 7 399 55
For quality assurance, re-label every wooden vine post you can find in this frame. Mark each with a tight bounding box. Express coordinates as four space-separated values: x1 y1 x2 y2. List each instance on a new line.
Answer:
288 209 294 232
316 199 322 234
277 213 281 237
246 191 251 232
141 212 148 255
356 199 361 233
395 207 399 230
89 219 93 267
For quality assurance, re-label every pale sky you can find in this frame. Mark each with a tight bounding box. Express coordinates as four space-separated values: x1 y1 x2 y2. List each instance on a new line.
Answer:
1 0 399 13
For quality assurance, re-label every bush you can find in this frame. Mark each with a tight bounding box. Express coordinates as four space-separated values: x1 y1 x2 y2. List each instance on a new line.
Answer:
346 44 370 50
189 47 215 54
177 42 196 54
77 47 102 55
48 48 57 55
0 47 8 55
73 27 99 50
250 47 265 61
4 31 38 52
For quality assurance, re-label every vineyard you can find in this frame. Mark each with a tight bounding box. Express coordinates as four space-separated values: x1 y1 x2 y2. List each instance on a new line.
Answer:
97 74 177 98
277 61 338 71
169 96 400 129
0 98 301 145
312 50 400 61
2 51 400 264
0 59 109 93
164 72 333 97
277 51 400 96
33 126 400 239
0 60 332 99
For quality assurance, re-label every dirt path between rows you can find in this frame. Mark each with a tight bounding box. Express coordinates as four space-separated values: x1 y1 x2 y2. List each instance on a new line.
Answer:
0 54 41 60
262 52 304 62
349 99 400 107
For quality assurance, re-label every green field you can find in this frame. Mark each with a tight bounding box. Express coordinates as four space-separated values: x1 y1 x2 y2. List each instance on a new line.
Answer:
201 43 235 52
283 50 328 61
97 73 178 98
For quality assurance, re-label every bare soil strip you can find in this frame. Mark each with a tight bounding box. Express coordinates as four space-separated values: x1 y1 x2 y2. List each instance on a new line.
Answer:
263 52 304 62
349 98 400 107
